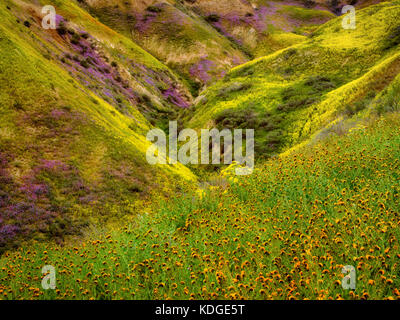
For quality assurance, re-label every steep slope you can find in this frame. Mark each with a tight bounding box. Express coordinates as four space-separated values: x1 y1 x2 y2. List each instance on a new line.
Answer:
188 0 400 157
23 0 195 124
0 0 195 250
184 0 334 56
77 0 249 91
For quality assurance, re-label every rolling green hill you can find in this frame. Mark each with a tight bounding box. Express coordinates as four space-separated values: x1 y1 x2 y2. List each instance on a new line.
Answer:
187 0 400 157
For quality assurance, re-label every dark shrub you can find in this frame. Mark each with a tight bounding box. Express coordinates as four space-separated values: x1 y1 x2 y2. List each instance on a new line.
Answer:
13 102 24 110
57 22 67 35
139 94 152 105
230 65 254 78
205 14 220 23
218 82 251 98
215 107 259 131
283 48 297 59
80 59 90 68
128 183 143 193
303 0 316 8
71 33 81 45
146 5 162 13
304 75 336 91
384 25 400 50
277 98 317 112
127 14 135 22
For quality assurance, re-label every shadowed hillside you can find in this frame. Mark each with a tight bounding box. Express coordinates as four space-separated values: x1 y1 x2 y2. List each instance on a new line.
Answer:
0 0 195 250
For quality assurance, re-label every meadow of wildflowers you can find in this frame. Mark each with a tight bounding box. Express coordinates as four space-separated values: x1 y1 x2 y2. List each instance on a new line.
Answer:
1 113 399 300
1 0 400 302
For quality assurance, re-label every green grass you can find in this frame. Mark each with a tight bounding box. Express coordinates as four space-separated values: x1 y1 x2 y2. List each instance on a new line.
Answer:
1 112 399 300
253 32 307 58
0 1 196 249
187 1 400 158
278 6 335 22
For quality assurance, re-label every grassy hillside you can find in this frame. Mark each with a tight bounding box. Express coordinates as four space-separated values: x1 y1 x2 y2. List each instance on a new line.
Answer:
0 0 195 251
187 0 334 56
1 110 399 299
77 0 344 90
32 0 195 125
187 0 400 157
77 0 248 91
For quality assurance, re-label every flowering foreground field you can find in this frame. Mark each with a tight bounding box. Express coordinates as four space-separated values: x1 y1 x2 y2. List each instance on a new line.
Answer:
1 113 399 300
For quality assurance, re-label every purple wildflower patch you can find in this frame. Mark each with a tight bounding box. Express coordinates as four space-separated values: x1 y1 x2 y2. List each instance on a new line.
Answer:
189 59 215 84
162 87 190 108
